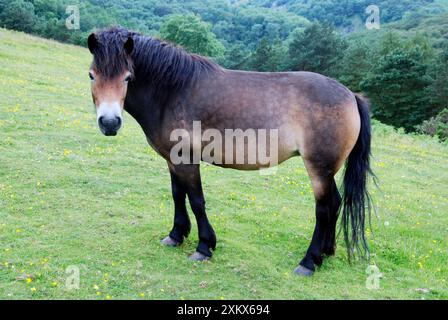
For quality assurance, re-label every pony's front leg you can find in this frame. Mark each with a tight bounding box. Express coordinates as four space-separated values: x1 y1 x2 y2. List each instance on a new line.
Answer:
165 163 216 261
161 162 192 247
186 165 216 260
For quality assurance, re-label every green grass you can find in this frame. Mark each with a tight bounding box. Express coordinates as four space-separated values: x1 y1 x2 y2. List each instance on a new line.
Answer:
0 29 447 300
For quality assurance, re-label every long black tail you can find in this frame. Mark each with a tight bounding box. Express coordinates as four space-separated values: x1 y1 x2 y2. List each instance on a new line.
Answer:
340 94 375 260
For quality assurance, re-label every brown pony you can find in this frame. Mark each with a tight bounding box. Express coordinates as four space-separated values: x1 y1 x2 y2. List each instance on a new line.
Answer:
87 27 374 276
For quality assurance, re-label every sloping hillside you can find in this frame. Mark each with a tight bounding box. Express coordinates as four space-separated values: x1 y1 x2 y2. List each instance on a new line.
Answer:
0 29 447 299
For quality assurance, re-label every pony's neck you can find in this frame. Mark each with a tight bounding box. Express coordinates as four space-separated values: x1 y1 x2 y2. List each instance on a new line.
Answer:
130 35 219 104
124 80 164 141
124 36 220 145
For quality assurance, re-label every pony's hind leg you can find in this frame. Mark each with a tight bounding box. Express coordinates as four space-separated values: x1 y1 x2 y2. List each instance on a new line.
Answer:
322 180 341 256
295 163 339 276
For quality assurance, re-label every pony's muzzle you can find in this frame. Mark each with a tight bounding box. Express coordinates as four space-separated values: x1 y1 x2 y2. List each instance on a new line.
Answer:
98 116 122 136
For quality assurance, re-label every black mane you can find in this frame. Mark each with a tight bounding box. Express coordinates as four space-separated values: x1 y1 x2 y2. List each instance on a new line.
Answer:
90 27 221 98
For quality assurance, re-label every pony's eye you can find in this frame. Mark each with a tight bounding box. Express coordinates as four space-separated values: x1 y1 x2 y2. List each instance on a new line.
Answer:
89 72 94 81
124 75 131 82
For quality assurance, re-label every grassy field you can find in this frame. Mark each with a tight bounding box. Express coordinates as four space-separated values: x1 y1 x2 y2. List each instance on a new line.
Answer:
0 29 447 300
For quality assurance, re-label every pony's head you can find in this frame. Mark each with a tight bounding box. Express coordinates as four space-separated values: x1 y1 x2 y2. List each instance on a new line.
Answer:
87 28 134 136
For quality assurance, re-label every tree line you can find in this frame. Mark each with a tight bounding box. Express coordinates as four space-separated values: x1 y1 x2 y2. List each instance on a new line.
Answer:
0 0 447 140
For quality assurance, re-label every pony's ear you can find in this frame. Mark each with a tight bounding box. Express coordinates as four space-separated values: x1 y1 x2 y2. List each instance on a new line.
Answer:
87 33 97 54
124 37 134 55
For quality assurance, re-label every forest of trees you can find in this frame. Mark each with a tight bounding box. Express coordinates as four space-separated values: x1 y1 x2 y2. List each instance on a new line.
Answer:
0 0 447 139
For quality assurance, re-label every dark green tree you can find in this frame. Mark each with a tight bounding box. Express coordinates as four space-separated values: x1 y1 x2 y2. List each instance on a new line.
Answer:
267 38 288 71
288 23 347 77
338 39 374 92
247 37 287 72
361 46 432 131
378 30 403 56
159 14 225 58
249 37 273 71
223 43 251 70
0 0 37 33
427 45 448 114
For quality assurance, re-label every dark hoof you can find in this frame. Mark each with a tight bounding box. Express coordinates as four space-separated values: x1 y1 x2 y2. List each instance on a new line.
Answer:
294 265 314 277
160 236 180 247
189 251 210 261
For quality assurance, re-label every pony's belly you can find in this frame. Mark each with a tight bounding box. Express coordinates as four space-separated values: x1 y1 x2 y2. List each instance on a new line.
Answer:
202 152 298 171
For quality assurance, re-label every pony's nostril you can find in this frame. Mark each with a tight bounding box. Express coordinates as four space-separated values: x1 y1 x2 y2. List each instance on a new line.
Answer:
108 117 121 128
98 116 105 127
